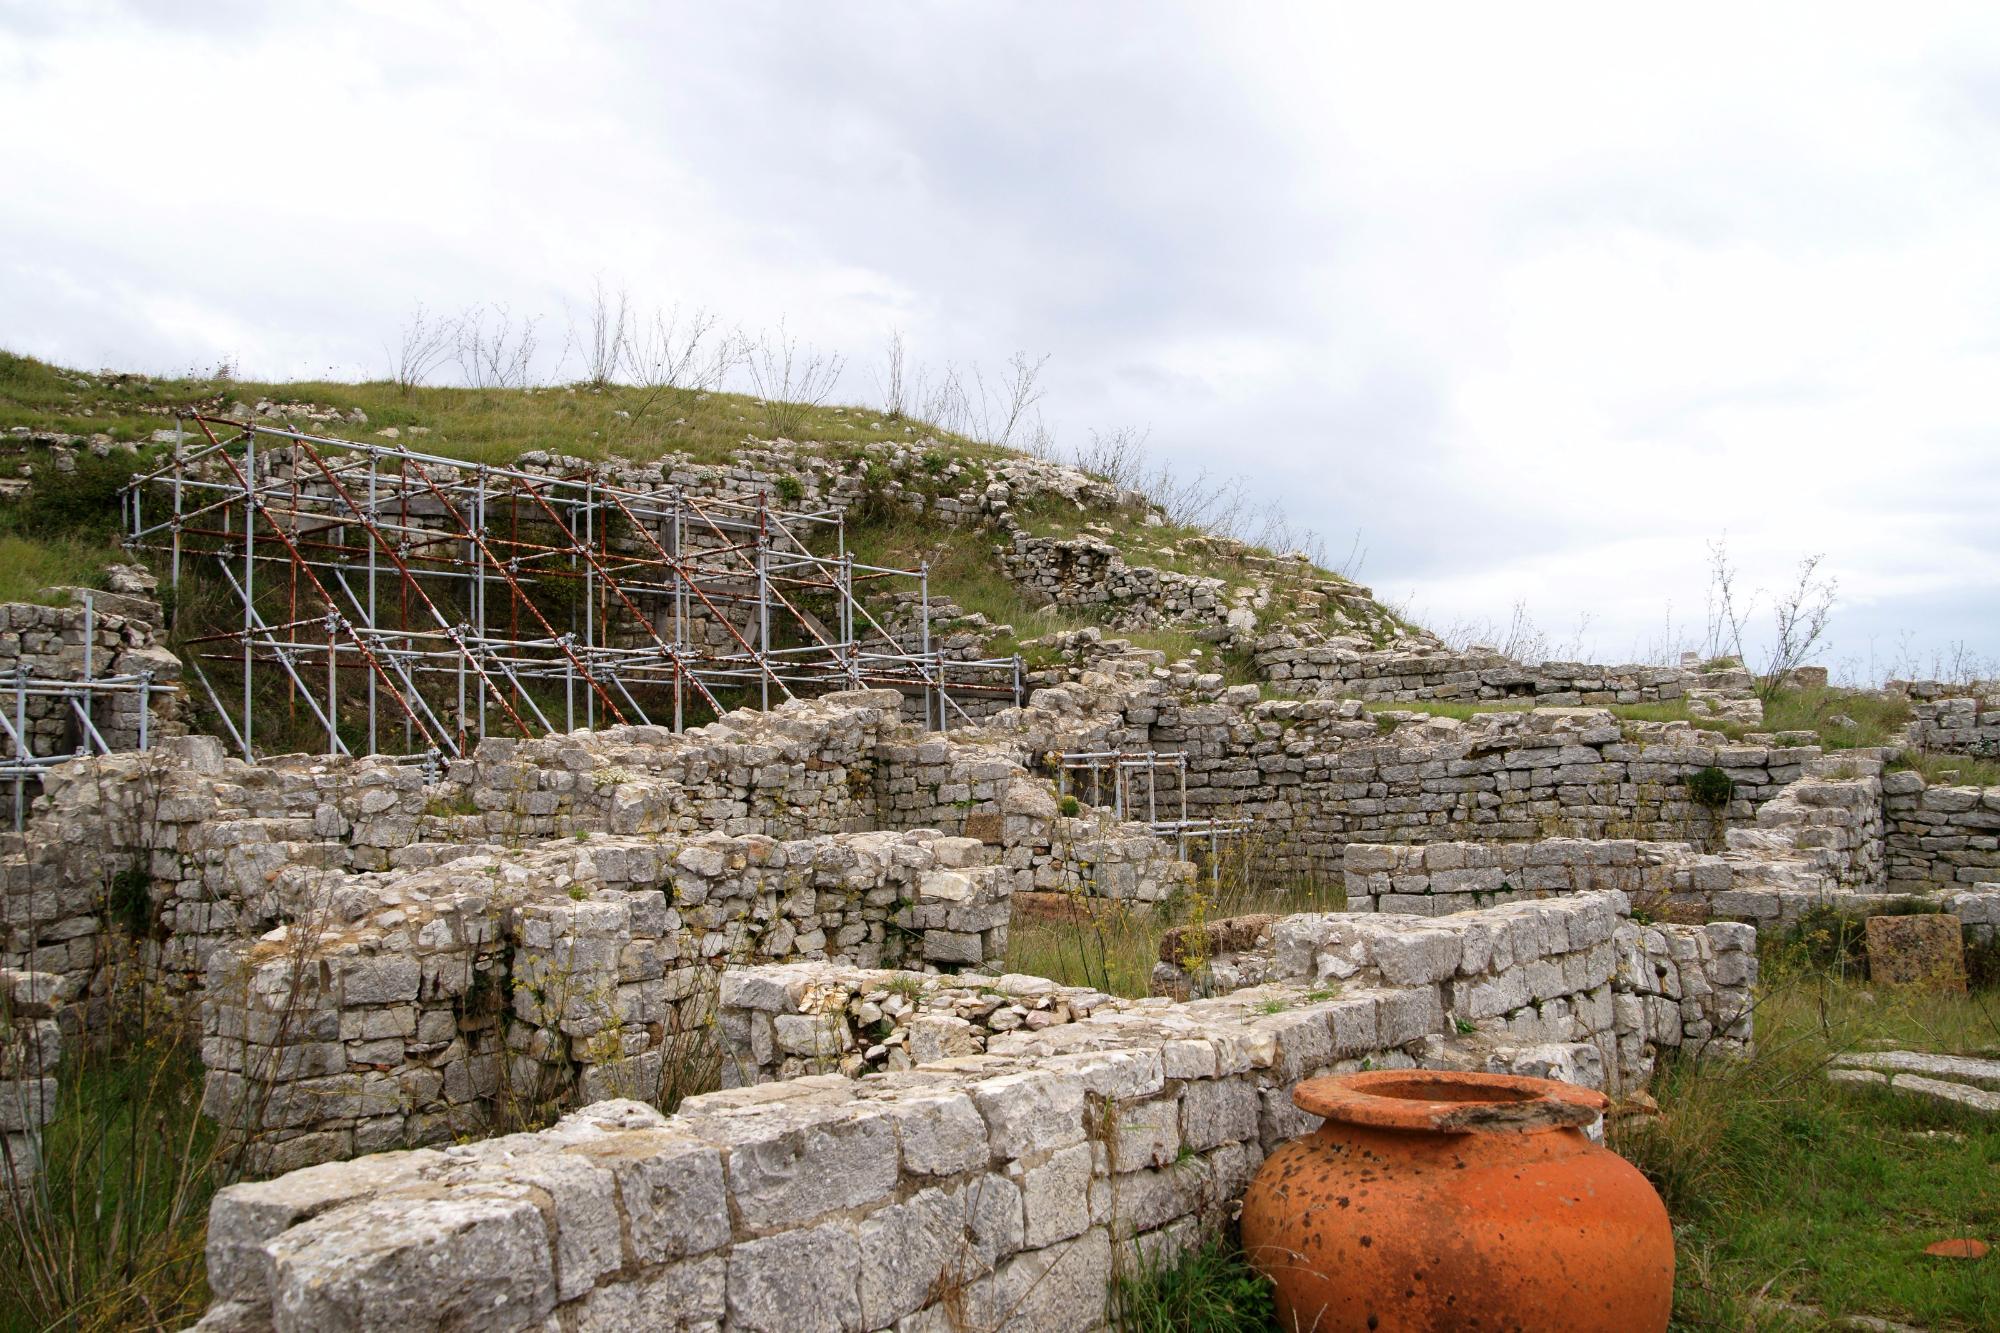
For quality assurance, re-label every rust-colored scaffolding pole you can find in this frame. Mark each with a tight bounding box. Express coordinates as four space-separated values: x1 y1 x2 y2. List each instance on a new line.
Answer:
123 417 1021 759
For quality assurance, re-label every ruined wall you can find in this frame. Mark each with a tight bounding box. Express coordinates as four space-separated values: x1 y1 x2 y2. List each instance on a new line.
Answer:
874 727 1196 902
198 826 1023 1174
1906 693 2000 758
1250 632 1764 707
0 968 67 1197
0 585 182 763
1149 891 1752 1093
197 892 1753 1333
1882 770 2000 892
1001 531 1242 632
1341 838 1730 916
1018 663 1813 877
717 963 1121 1085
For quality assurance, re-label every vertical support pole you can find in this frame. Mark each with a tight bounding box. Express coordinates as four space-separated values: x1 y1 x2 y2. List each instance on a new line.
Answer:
841 552 857 686
474 468 487 745
919 561 933 730
325 611 338 754
81 592 94 751
583 486 596 730
673 491 685 732
242 429 256 757
170 417 184 598
366 453 379 756
12 667 24 832
138 670 151 753
757 496 771 712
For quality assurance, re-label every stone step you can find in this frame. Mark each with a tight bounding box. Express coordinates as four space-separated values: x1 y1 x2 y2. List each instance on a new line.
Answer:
1828 1065 2000 1116
1832 1049 2000 1091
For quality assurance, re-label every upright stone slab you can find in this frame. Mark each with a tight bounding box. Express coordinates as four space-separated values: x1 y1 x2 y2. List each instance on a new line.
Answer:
1864 914 1966 991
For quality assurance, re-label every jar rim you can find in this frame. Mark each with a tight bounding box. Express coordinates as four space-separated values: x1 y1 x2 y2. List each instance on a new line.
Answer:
1293 1069 1608 1133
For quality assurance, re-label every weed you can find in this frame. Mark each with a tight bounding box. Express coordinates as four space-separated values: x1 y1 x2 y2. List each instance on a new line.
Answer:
1685 765 1736 810
1111 1236 1279 1332
1612 962 2000 1328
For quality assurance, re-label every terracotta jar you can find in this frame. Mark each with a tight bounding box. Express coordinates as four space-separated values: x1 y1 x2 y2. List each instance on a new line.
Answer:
1239 1069 1672 1332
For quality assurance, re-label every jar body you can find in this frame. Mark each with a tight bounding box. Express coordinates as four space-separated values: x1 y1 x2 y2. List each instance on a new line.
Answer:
1240 1076 1673 1332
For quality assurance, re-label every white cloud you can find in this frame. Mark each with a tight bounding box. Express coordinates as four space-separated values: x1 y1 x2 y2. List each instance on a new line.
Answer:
1 0 1996 679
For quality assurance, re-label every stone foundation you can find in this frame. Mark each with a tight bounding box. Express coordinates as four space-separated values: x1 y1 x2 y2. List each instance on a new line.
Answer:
195 891 1752 1332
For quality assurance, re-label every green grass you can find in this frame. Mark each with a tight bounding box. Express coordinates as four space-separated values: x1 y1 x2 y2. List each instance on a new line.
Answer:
0 535 119 604
0 348 968 469
0 1017 219 1333
1761 685 1913 750
1613 956 2000 1330
1007 874 1346 999
1111 1236 1279 1331
1 350 1379 687
1890 749 2000 789
1363 686 1919 748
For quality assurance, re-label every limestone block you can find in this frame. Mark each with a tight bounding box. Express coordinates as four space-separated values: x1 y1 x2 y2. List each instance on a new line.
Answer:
1864 914 1966 991
265 1189 558 1332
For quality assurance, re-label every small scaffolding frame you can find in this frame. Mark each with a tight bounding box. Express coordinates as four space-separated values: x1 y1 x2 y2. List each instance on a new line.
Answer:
2 593 173 829
120 417 1021 760
1052 749 1252 860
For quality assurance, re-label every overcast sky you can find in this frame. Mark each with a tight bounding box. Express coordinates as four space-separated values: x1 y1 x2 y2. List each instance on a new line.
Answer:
4 2 1998 682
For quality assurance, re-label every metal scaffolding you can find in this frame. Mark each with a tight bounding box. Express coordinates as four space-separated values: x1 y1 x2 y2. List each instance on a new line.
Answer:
1052 749 1252 859
120 416 1021 760
2 592 173 830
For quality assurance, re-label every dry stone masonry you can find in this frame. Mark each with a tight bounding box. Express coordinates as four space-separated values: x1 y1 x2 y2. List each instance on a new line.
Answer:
195 891 1753 1332
0 429 1991 1330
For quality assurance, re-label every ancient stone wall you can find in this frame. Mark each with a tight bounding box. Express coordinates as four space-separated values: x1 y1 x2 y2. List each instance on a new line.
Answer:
874 726 1196 902
0 583 182 763
1341 838 1730 916
1883 770 2000 892
717 963 1122 1085
0 968 67 1197
1250 632 1767 707
1019 661 1813 877
1001 532 1240 632
197 826 1022 1174
196 891 1752 1333
1149 890 1751 1093
1905 691 1999 758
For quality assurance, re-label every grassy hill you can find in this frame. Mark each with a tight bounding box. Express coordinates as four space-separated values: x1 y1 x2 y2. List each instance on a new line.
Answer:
0 349 1397 747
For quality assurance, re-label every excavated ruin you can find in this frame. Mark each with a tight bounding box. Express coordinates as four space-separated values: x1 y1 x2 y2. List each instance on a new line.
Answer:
0 430 1994 1332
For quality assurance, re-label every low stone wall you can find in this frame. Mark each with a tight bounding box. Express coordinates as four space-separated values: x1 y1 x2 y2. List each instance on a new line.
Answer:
1907 694 1999 758
0 583 183 761
875 725 1196 902
1002 531 1241 632
718 964 1121 1085
197 891 1752 1333
1884 771 2000 891
1 968 66 1196
1150 891 1753 1093
1341 838 1730 916
198 827 1021 1173
1019 668 1816 875
1250 632 1759 707
450 690 905 847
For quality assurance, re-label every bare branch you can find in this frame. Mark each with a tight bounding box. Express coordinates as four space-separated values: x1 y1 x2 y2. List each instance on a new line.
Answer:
454 304 541 389
386 304 458 396
744 320 845 440
574 277 630 388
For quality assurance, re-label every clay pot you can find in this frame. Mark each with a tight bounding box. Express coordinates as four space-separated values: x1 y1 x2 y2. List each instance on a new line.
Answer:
1240 1069 1672 1332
